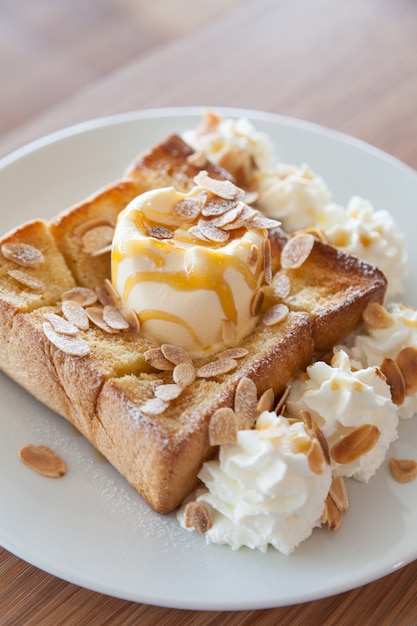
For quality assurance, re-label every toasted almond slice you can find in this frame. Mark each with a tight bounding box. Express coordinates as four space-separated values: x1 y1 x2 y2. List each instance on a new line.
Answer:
140 397 169 415
194 171 243 200
322 494 343 532
389 457 417 483
81 224 115 254
307 438 325 474
271 273 291 298
257 387 275 414
331 424 380 464
103 278 122 309
251 215 280 230
216 347 249 360
222 204 258 230
124 308 141 332
209 407 239 445
147 226 173 240
95 285 113 307
196 358 238 378
198 219 230 243
42 321 90 356
103 305 130 330
395 346 417 395
86 306 119 334
154 383 183 401
380 357 406 405
362 302 393 329
61 299 90 331
61 286 98 307
161 343 193 366
201 197 235 217
7 269 45 292
263 239 272 285
312 422 331 465
210 205 244 228
262 303 289 327
280 232 315 269
173 195 206 222
329 476 349 512
222 319 239 348
247 244 259 268
184 501 213 534
44 312 79 336
18 444 66 478
144 347 175 371
234 377 258 429
173 362 196 388
275 385 291 416
250 289 264 317
188 225 210 242
299 409 313 430
1 242 44 267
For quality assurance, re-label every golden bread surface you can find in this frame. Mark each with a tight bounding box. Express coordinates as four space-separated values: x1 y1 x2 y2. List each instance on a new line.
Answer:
0 134 387 513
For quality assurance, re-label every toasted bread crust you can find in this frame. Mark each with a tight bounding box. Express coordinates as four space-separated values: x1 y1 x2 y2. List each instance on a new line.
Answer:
0 135 387 513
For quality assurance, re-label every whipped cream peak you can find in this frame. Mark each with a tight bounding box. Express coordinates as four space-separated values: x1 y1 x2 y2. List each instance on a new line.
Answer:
286 350 399 481
178 412 332 555
112 177 279 358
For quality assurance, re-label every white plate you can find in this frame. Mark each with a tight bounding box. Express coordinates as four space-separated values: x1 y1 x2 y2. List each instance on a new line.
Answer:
1 107 417 611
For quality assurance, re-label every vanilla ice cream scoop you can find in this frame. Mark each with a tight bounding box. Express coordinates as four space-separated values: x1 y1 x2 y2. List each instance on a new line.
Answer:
111 174 277 358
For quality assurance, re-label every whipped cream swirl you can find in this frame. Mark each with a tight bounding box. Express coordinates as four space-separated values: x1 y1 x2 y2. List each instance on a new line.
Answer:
178 411 331 555
286 350 399 481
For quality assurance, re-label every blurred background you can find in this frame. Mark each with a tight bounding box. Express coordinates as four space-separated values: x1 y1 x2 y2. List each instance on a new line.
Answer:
0 0 243 139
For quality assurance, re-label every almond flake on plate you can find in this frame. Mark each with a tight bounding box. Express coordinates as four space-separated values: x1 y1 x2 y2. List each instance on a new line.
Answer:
18 444 67 478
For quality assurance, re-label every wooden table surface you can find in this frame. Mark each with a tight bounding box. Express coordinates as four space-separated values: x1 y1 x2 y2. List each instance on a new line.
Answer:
1 0 417 623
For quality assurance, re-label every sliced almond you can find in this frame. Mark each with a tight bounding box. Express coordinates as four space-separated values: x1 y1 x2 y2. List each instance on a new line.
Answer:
154 383 183 402
1 242 44 267
186 150 208 168
61 287 98 307
256 387 275 414
147 226 173 240
263 239 272 285
389 457 417 483
247 244 260 268
329 476 349 512
234 377 258 429
215 347 249 360
44 312 79 336
95 285 113 307
299 409 313 430
184 501 213 534
103 305 130 330
210 205 243 228
144 347 175 371
161 343 193 366
81 224 115 254
250 289 264 317
173 196 205 222
312 422 331 465
395 346 417 395
251 215 281 230
307 438 325 475
222 204 258 230
271 272 291 298
275 385 291 416
194 171 242 200
86 306 119 334
280 232 315 269
362 302 393 329
173 362 196 388
201 197 235 217
18 444 66 478
221 319 239 348
196 358 238 378
61 299 90 331
322 494 343 532
198 219 230 243
209 407 239 445
380 357 406 405
103 278 123 309
43 321 90 357
124 308 141 332
330 424 380 464
262 303 289 327
7 269 45 292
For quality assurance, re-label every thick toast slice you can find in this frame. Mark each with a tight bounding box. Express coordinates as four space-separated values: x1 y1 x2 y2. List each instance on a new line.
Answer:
0 135 387 513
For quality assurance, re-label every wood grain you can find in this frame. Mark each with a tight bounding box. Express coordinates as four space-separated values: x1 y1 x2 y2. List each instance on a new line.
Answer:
1 0 417 623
